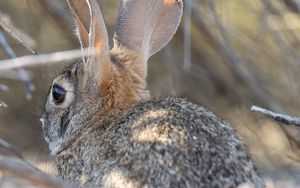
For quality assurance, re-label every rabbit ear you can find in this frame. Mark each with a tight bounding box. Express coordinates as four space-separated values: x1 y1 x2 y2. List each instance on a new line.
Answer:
67 0 110 69
113 0 183 62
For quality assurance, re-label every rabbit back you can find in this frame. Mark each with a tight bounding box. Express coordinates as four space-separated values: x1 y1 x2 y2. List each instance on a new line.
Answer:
56 97 263 188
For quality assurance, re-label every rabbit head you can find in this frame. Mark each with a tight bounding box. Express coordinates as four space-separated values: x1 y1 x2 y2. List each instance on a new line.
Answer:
41 0 183 155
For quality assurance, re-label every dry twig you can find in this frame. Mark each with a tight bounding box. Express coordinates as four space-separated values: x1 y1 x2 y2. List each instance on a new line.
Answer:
0 49 97 70
0 11 36 54
183 0 192 71
0 101 7 108
0 84 9 91
251 105 300 129
0 31 35 99
37 0 76 45
192 4 276 108
0 156 75 188
0 138 24 160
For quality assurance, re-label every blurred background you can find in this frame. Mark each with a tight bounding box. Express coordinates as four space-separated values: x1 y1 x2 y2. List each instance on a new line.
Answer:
1 0 300 187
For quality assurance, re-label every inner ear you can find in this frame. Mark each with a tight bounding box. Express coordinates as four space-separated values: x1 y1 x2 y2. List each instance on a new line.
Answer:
113 0 183 62
68 0 109 82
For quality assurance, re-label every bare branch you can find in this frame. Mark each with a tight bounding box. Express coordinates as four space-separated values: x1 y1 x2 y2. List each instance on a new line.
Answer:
0 138 40 171
0 138 24 160
284 0 300 13
0 71 33 80
0 31 35 99
192 3 277 109
0 156 75 188
0 101 7 108
0 84 9 91
183 0 192 71
37 0 76 46
0 11 36 54
0 49 98 70
251 105 300 129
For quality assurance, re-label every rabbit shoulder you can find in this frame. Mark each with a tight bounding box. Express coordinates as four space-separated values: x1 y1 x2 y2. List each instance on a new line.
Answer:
55 98 263 188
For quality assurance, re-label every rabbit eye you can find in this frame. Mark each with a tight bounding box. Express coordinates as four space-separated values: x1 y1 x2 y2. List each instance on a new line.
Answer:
52 84 66 105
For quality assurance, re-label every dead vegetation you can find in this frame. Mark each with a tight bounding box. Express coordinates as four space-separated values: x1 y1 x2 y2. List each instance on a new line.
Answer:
1 0 300 187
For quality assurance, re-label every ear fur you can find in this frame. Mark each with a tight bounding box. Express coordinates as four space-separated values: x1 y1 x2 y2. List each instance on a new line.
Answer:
67 0 111 87
66 0 183 103
113 0 183 62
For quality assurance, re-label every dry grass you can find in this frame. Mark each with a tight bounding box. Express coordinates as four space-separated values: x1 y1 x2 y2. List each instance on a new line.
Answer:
1 0 300 187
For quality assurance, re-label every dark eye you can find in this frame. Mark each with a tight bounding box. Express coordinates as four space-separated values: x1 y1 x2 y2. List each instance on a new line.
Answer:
52 84 66 105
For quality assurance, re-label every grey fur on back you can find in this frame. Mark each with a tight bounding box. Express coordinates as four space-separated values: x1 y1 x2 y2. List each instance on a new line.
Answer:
55 97 263 187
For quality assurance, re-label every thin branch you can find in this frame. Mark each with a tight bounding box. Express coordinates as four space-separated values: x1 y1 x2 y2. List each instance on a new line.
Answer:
0 84 9 91
183 0 192 71
0 156 75 188
0 31 17 58
284 0 300 13
0 138 24 160
0 138 40 171
251 105 300 129
0 70 33 80
0 49 97 70
0 83 8 107
192 4 277 109
37 0 76 46
258 0 300 146
0 11 36 54
0 101 7 108
0 31 35 99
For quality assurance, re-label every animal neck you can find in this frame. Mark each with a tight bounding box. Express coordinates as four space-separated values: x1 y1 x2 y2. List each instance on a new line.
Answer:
99 48 150 115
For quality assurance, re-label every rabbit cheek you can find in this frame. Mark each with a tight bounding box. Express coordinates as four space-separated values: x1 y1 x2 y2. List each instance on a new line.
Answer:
41 115 58 151
59 107 70 138
45 117 66 155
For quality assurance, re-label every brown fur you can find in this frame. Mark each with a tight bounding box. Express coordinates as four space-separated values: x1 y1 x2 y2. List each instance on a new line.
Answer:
85 48 150 119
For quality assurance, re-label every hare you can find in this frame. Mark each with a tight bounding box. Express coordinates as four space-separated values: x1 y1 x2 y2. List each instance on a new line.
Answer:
40 0 264 187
